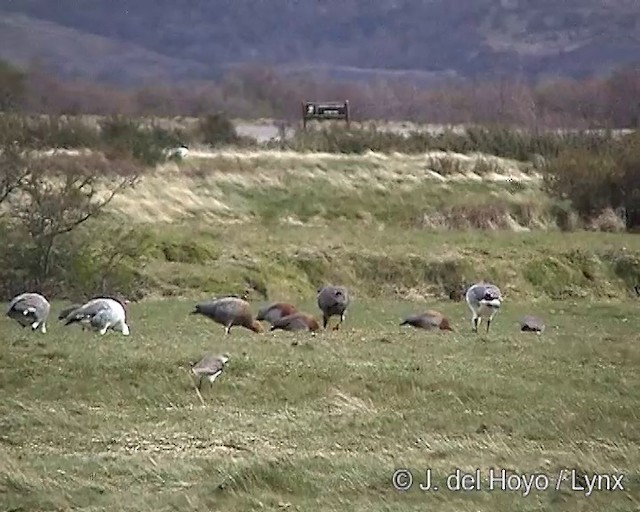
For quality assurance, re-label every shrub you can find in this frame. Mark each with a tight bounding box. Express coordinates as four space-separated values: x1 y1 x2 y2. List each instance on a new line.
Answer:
542 148 619 218
543 131 640 229
281 124 616 160
100 116 178 166
197 113 240 147
0 223 152 299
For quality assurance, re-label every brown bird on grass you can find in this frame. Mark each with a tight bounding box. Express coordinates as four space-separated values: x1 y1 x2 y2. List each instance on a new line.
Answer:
190 297 264 335
270 312 320 332
317 285 350 330
400 310 454 331
256 302 298 325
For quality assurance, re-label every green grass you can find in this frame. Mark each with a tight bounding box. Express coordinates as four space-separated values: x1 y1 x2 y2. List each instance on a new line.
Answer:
125 223 640 302
2 297 640 511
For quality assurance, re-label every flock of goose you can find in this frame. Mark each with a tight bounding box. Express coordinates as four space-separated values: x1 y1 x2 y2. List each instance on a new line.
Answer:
5 281 545 390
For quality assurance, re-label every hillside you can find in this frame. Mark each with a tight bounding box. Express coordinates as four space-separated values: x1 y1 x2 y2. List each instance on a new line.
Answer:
0 14 217 85
1 0 639 85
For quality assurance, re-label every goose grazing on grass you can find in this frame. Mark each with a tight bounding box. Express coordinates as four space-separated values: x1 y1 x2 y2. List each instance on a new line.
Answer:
58 303 88 330
191 353 230 390
191 297 264 335
6 292 50 333
59 296 130 331
520 315 546 334
58 303 82 321
64 297 130 335
317 285 350 330
400 310 454 331
256 302 298 325
465 282 502 333
270 312 320 332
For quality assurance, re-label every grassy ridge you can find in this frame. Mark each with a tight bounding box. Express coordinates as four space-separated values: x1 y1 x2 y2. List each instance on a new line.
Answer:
107 150 541 224
119 222 640 301
2 298 640 511
96 148 639 302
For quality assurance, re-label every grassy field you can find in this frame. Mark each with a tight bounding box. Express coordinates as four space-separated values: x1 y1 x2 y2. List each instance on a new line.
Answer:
3 135 640 510
2 296 640 511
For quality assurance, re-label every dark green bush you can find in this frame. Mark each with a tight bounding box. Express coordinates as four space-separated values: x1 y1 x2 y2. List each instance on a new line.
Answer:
197 113 240 147
280 124 616 161
100 116 179 166
543 131 640 229
0 224 152 300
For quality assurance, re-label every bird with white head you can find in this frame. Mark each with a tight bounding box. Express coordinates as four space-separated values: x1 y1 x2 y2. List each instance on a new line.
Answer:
465 282 503 333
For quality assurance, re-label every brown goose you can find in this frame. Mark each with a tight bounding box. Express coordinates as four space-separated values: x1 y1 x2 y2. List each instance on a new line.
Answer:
400 310 454 331
191 297 263 335
256 302 298 325
270 312 320 332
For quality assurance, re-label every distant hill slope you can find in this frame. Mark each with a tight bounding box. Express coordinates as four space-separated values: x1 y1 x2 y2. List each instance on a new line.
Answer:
0 14 217 85
1 0 639 85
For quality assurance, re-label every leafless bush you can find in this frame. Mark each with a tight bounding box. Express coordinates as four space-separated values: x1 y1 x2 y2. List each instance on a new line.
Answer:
0 138 144 295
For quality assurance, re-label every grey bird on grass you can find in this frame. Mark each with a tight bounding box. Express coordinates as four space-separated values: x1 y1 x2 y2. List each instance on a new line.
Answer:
317 285 350 330
520 315 546 334
6 292 51 333
465 282 503 333
63 297 130 335
191 297 264 335
58 303 83 322
60 295 131 330
191 353 230 390
58 303 88 331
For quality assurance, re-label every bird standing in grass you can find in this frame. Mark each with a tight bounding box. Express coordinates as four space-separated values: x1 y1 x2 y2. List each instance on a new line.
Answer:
256 302 298 325
400 310 454 331
465 282 502 333
270 312 320 332
317 285 350 330
191 297 264 335
63 297 130 335
6 292 51 333
191 353 229 390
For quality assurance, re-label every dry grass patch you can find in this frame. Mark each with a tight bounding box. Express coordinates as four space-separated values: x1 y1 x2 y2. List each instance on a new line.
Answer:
107 150 542 226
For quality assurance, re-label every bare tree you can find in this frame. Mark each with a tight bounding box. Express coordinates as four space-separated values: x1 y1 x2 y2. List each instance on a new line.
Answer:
0 142 30 209
9 153 141 283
